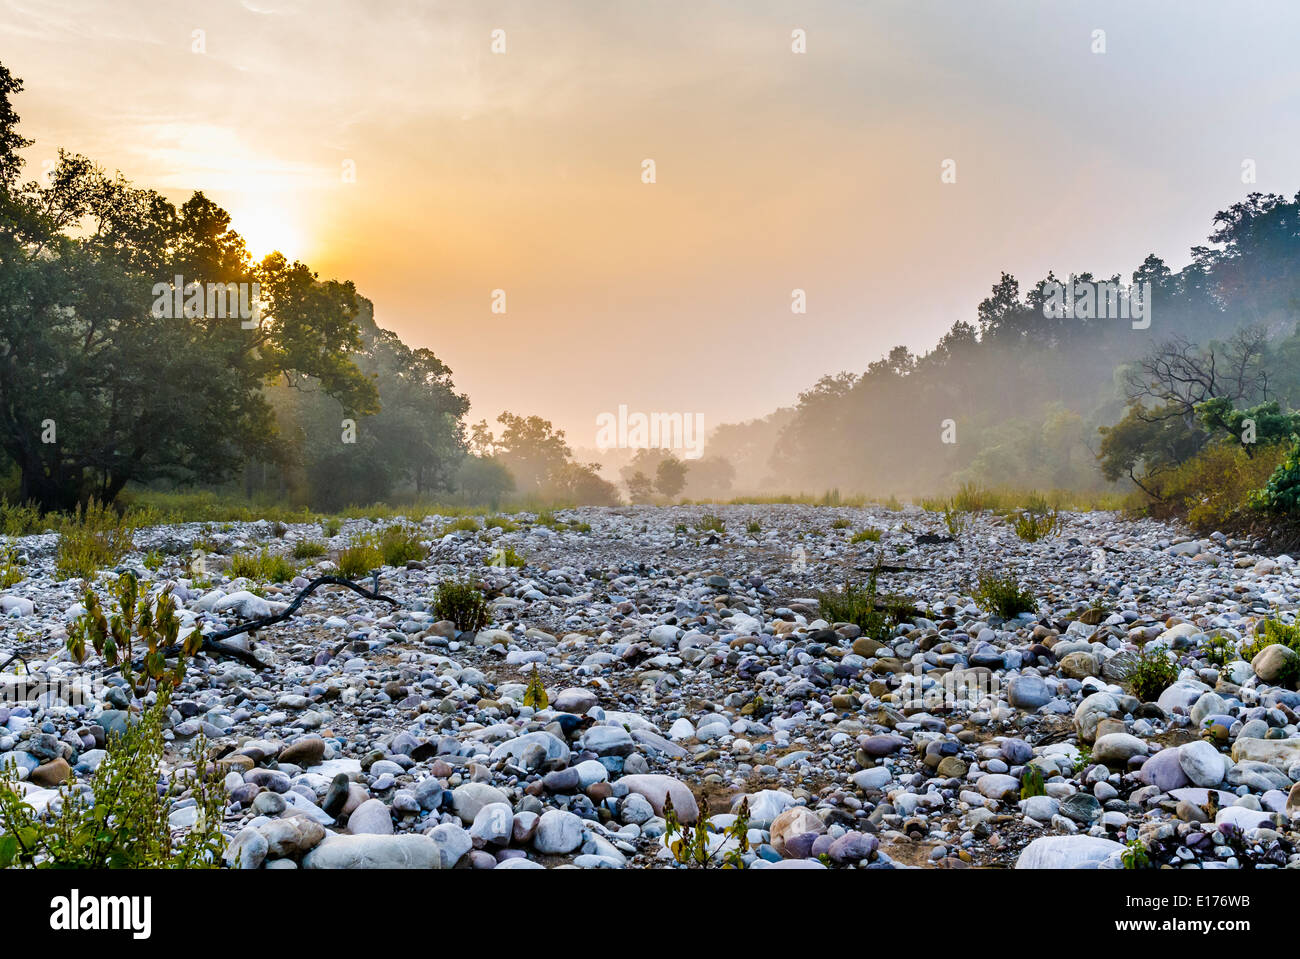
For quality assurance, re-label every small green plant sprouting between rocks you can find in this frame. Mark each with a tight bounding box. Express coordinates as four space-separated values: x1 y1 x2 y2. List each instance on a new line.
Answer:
972 572 1036 618
830 518 851 530
745 519 762 536
229 548 297 583
483 515 518 532
66 571 205 695
1202 633 1235 667
1126 645 1180 702
320 517 342 538
850 528 882 544
816 557 919 641
0 688 226 869
663 793 750 868
487 545 525 568
431 578 490 631
1011 508 1063 542
141 549 164 572
55 499 138 580
695 513 725 534
1121 838 1152 870
523 670 548 710
1019 763 1046 799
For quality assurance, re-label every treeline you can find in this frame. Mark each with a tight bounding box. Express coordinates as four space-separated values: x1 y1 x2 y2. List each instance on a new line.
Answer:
705 190 1300 531
0 62 616 515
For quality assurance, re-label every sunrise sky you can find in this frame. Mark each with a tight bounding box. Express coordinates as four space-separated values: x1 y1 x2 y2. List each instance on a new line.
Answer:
4 0 1300 450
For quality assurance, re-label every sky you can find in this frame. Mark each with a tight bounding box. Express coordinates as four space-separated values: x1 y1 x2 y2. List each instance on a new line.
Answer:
4 0 1300 452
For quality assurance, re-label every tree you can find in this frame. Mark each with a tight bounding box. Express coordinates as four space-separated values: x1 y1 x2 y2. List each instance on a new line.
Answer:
456 455 514 507
0 64 377 511
625 471 654 503
494 412 571 493
654 455 687 499
546 461 620 506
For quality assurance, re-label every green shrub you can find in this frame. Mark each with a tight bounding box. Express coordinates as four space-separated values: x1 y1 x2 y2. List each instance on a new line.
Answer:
973 573 1036 618
1126 646 1180 701
321 517 342 538
0 688 225 868
1241 618 1300 662
432 578 490 631
746 519 762 535
0 546 23 588
850 528 882 544
483 515 518 532
0 498 43 536
1252 438 1300 513
336 533 383 578
142 549 164 572
292 539 328 560
695 513 725 534
830 518 851 530
55 499 138 580
376 523 426 566
816 562 917 640
446 516 480 533
229 548 297 584
66 572 206 694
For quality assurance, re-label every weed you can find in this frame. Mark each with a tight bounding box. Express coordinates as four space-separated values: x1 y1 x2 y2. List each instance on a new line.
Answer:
1011 508 1063 542
0 546 23 587
972 573 1037 618
431 578 490 631
487 545 525 568
229 548 297 584
292 539 328 560
695 513 725 534
1126 646 1180 701
523 671 548 709
850 528 882 544
55 499 138 580
0 687 225 868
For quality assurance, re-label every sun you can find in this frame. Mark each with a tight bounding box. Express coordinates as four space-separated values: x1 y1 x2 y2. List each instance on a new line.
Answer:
230 205 306 262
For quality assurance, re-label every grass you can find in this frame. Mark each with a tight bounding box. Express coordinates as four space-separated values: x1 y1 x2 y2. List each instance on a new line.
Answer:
141 549 164 572
695 513 725 533
376 523 427 566
850 528 882 544
229 548 298 583
445 516 481 533
431 578 490 631
292 539 328 560
1011 508 1063 542
0 546 23 587
55 499 140 580
336 533 383 578
745 519 762 536
816 561 919 640
830 518 852 530
0 498 43 536
972 572 1037 618
487 545 525 568
483 515 519 532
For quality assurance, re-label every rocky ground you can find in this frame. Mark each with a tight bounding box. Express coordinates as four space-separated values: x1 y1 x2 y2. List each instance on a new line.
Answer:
1 503 1299 870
